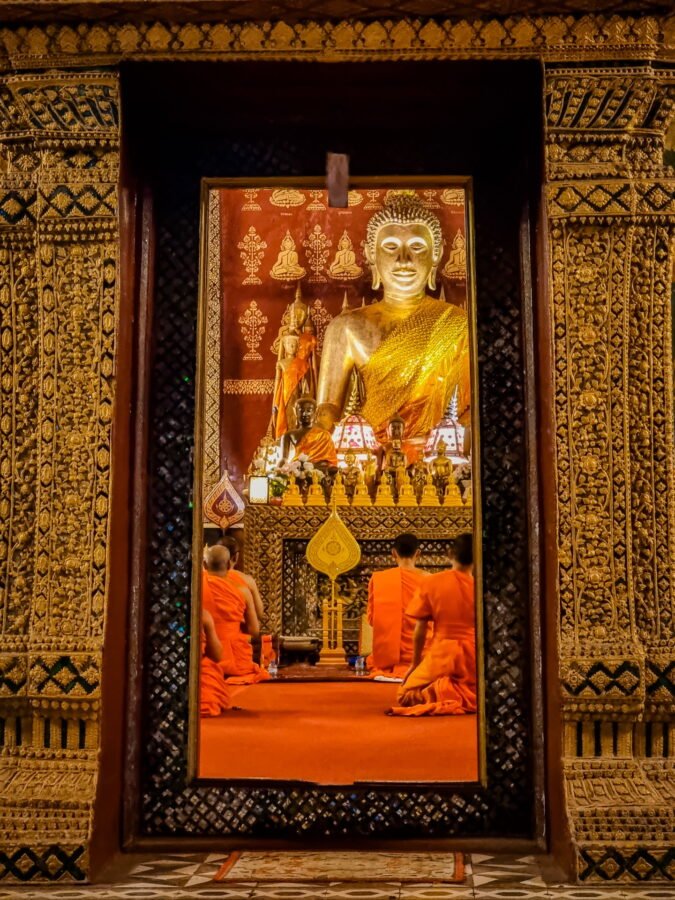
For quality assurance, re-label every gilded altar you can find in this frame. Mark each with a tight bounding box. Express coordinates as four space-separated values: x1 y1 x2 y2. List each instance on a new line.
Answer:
244 505 473 643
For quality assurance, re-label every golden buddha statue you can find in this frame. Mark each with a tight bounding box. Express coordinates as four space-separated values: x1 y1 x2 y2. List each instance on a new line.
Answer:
279 396 338 467
282 474 304 507
409 450 428 500
384 415 408 476
431 438 453 480
306 469 327 506
330 471 349 506
397 472 418 507
342 449 360 495
272 313 318 438
328 230 362 281
316 194 470 457
420 472 441 507
374 477 395 507
443 478 463 507
270 230 306 281
351 470 372 507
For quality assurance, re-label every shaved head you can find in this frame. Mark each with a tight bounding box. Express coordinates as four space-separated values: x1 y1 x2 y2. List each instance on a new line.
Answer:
204 544 230 574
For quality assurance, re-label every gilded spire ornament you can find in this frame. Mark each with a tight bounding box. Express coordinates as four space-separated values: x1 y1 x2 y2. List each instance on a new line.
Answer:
303 224 331 283
306 494 361 666
239 300 268 361
238 225 267 285
270 230 306 282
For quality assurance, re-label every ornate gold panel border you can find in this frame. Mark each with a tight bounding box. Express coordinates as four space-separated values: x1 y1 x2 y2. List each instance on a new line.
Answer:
0 15 672 70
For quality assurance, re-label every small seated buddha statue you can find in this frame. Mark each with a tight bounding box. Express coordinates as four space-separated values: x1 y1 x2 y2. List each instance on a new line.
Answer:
431 439 452 480
279 396 338 468
306 469 326 507
384 415 407 487
270 230 306 281
328 230 362 281
409 450 428 501
363 450 379 489
442 478 463 507
442 229 467 280
420 471 441 507
330 471 349 506
375 477 395 507
464 482 473 507
351 469 372 507
282 474 304 507
397 472 418 507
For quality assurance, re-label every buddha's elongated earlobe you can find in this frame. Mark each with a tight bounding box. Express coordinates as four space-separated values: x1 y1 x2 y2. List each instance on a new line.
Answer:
371 265 381 291
427 266 438 292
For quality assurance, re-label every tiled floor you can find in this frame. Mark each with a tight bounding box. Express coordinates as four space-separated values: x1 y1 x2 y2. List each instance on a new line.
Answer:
0 854 673 899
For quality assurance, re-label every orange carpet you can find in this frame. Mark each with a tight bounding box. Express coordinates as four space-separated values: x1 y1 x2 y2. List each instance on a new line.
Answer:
199 682 478 783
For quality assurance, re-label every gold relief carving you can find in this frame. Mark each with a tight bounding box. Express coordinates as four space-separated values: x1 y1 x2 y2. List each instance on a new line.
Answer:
546 63 675 881
223 378 274 395
203 190 221 495
0 16 673 67
242 188 261 211
238 300 268 361
310 298 333 354
269 188 305 208
270 230 306 281
237 225 267 285
442 230 467 280
421 190 440 209
440 188 464 207
0 68 119 881
303 223 331 283
307 190 326 211
364 191 381 210
327 230 363 282
347 191 364 206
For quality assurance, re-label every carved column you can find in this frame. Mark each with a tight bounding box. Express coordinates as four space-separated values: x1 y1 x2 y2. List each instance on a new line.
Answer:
546 63 675 881
0 71 119 880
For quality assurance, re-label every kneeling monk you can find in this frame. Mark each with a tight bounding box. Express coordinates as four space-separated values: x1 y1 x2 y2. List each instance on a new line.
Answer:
219 534 273 667
367 533 429 680
202 545 269 685
391 533 476 716
200 608 233 717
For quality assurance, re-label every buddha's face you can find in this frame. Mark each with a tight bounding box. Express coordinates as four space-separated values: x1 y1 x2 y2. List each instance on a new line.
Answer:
373 223 437 301
296 400 315 428
283 334 299 355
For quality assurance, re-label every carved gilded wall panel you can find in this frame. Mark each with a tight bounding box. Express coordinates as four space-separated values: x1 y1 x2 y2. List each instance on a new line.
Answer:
546 63 675 881
0 71 119 881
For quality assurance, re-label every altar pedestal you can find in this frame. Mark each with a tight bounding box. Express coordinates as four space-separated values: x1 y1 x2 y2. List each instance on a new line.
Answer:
243 505 473 642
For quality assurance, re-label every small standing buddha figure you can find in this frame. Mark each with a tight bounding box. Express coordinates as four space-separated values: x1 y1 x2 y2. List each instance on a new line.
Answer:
306 469 326 506
279 396 338 468
330 471 349 506
420 471 441 507
342 449 361 497
282 474 304 507
384 415 407 486
431 438 453 496
409 450 428 501
351 470 372 507
397 471 418 507
364 450 379 490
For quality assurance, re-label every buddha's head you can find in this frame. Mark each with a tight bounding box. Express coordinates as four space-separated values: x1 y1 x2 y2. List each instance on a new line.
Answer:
281 230 295 251
436 439 448 457
282 333 299 356
387 413 405 443
365 194 444 301
295 395 316 429
338 231 351 251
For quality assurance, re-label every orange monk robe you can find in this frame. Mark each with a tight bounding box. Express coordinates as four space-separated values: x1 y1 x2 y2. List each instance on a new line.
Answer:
366 567 429 679
200 646 233 717
226 569 274 667
293 427 337 467
391 569 476 716
202 571 270 685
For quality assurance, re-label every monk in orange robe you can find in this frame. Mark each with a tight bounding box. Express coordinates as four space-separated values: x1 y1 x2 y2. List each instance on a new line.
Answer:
366 533 429 680
202 545 269 685
391 533 477 716
200 608 233 717
218 534 274 666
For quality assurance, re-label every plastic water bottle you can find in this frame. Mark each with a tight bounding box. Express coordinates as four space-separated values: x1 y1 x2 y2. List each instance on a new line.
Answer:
355 656 365 677
268 658 278 678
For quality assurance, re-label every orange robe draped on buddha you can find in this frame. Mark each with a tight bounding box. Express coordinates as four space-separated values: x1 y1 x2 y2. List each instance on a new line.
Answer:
202 571 269 685
293 426 337 467
273 332 317 438
366 567 428 679
391 568 476 716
